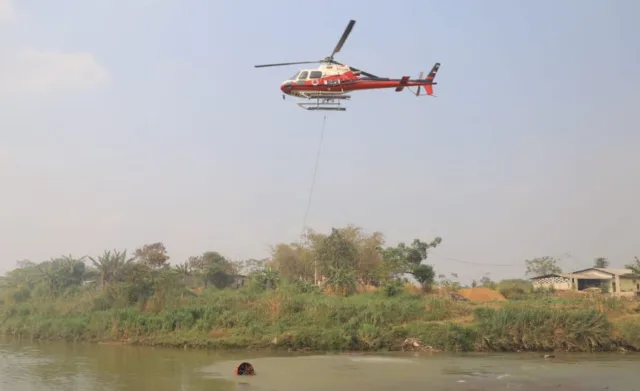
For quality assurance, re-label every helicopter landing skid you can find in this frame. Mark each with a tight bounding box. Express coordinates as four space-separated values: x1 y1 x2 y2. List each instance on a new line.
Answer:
296 95 350 112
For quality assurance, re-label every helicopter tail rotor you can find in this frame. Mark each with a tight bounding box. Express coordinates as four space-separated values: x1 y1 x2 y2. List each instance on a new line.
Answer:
407 63 441 97
423 62 440 96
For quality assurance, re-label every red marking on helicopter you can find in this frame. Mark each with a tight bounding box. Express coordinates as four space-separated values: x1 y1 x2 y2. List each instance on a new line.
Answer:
255 20 441 111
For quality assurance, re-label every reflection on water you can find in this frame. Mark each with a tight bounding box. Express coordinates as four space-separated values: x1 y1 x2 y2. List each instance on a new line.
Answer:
0 337 638 391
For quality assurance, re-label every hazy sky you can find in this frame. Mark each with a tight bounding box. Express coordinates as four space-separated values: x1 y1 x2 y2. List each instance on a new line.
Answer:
1 0 639 283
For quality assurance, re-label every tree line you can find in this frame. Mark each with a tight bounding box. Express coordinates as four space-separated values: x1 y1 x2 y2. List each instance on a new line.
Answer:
523 255 640 277
0 225 444 306
2 224 638 309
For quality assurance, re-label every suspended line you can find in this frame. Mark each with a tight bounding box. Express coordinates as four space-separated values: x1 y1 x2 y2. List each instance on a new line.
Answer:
429 251 578 268
300 114 327 241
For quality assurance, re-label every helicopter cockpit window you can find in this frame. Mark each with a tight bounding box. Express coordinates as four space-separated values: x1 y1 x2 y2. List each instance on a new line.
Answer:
309 71 323 79
297 71 308 80
290 72 299 80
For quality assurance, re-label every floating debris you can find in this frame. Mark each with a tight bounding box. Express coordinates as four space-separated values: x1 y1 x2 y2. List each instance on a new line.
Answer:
401 338 441 352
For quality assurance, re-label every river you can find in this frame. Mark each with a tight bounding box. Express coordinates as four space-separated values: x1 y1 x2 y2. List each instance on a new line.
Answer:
0 337 638 390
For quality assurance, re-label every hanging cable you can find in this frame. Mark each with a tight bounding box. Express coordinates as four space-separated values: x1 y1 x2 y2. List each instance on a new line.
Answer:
429 251 579 268
300 114 327 241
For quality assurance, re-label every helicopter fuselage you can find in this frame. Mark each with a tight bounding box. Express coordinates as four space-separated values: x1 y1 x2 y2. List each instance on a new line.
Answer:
280 63 437 99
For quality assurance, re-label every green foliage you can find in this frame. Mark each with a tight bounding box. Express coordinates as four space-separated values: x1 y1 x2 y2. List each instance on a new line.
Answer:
614 316 640 350
593 257 610 268
379 237 441 288
316 228 358 295
380 279 406 297
497 279 534 300
524 256 562 277
135 242 170 269
626 256 640 275
2 230 638 353
2 288 636 353
474 305 613 352
479 275 497 290
249 268 281 291
188 251 237 289
89 250 136 289
438 273 462 291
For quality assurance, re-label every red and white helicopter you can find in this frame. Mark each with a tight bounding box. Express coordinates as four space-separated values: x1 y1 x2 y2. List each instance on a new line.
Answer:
255 20 440 111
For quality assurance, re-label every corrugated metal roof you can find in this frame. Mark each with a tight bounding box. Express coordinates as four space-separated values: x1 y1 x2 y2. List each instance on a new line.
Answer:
530 272 611 280
569 273 611 280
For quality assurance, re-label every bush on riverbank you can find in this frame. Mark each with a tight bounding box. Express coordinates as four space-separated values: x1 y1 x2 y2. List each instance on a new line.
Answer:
2 286 638 353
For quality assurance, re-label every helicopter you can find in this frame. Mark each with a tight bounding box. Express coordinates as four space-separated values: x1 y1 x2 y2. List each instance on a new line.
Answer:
254 20 440 111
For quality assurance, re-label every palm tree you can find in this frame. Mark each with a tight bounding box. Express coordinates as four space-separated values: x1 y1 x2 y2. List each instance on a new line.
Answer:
173 262 192 285
89 250 135 289
324 266 357 296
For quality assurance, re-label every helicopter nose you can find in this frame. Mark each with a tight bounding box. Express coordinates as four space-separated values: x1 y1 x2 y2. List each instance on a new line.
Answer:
280 82 292 94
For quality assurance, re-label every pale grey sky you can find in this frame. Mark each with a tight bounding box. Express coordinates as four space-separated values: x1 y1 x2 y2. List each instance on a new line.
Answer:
1 0 639 283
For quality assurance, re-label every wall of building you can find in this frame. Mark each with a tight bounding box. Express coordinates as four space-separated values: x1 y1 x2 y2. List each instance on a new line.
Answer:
620 277 640 292
532 276 572 291
615 292 639 298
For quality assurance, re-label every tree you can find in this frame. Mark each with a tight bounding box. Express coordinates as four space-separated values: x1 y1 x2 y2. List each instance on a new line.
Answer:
316 228 358 271
270 240 317 282
173 262 192 285
135 242 170 269
593 257 609 268
332 225 385 285
524 256 562 277
380 237 441 289
438 272 461 291
315 228 359 295
626 256 640 275
38 255 87 296
188 251 236 288
479 275 497 289
236 258 269 275
89 250 135 289
250 268 281 291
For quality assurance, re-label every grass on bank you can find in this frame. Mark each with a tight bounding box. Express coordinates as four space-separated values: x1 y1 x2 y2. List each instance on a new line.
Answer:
1 283 639 353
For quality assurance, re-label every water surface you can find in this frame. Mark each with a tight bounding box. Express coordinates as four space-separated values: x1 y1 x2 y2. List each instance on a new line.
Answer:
1 337 637 390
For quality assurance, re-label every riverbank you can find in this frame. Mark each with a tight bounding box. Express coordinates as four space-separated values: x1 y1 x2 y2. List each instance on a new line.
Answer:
1 290 639 353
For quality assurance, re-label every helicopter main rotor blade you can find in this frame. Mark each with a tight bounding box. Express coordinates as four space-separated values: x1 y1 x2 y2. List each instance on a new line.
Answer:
328 19 355 61
255 60 321 68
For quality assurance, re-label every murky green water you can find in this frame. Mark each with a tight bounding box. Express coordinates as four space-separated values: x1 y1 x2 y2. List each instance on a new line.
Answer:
1 337 638 391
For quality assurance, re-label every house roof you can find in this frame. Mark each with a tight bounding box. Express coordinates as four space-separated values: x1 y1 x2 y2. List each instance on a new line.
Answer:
530 267 640 281
530 273 575 280
571 267 634 276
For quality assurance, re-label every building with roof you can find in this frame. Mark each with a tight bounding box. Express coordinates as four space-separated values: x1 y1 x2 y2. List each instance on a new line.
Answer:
530 267 640 297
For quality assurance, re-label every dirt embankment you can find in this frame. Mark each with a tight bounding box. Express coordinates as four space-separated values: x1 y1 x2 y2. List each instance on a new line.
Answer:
456 287 507 302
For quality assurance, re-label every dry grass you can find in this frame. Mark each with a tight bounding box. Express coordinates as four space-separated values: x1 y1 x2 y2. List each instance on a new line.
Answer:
210 328 230 338
356 283 378 293
404 283 423 296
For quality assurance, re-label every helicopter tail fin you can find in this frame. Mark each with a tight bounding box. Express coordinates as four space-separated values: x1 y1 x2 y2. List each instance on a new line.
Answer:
423 62 440 96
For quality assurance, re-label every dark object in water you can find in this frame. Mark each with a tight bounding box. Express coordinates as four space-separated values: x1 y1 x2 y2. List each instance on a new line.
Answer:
235 362 255 376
